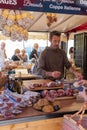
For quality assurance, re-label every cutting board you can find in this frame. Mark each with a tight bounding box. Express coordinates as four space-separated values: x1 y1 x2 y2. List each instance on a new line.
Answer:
23 79 63 91
55 96 76 100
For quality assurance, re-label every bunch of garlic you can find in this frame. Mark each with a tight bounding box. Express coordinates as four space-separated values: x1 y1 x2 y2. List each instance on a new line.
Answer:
7 10 15 26
2 25 11 37
0 9 34 41
11 25 28 41
46 13 57 27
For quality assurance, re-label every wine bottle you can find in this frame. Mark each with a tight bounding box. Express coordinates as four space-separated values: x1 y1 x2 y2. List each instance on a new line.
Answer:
17 72 23 94
9 74 16 92
5 74 10 90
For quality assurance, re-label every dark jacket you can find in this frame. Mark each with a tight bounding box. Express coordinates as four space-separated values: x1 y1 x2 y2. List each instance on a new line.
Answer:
29 49 39 59
11 55 20 61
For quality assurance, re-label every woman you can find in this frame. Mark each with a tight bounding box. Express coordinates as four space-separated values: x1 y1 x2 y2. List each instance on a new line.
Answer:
20 49 28 62
69 47 75 66
11 49 21 61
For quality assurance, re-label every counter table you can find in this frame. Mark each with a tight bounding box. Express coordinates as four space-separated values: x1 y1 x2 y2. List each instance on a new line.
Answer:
0 98 84 130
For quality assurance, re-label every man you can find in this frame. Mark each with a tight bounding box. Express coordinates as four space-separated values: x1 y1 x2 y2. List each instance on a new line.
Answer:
20 49 28 62
37 31 82 80
0 42 7 68
29 43 39 60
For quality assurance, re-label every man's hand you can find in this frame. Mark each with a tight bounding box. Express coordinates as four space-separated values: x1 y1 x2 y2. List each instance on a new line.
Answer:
51 71 61 78
78 80 87 86
46 71 61 79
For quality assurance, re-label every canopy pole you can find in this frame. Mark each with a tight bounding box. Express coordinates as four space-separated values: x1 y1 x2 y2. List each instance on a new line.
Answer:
65 33 70 53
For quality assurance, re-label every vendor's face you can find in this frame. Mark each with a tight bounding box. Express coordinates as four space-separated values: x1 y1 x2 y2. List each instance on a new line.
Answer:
50 35 60 49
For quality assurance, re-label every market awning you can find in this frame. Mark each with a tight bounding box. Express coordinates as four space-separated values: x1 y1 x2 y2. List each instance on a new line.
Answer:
0 9 87 41
67 22 87 33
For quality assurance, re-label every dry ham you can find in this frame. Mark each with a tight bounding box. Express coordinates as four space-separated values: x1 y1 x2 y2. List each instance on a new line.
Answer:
65 87 73 96
57 89 65 97
49 90 58 98
47 81 57 87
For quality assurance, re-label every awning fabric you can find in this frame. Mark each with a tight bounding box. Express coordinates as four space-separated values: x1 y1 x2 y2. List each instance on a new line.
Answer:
67 22 87 33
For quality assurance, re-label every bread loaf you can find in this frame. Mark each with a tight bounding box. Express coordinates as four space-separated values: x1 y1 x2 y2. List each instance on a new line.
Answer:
42 105 54 112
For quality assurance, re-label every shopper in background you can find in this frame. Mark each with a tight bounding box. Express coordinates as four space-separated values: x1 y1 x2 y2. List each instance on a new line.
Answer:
11 49 21 61
69 47 74 56
29 43 39 60
20 49 28 62
0 42 7 68
37 30 83 80
69 47 75 66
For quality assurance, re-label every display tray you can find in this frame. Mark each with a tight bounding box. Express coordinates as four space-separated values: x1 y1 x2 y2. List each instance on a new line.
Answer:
28 86 63 91
23 79 63 91
0 98 84 126
55 96 76 100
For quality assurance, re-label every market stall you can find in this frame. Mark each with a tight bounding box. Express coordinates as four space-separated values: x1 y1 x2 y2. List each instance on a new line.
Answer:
0 1 87 130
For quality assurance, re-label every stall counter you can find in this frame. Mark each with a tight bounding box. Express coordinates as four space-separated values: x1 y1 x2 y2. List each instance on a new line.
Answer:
0 98 85 130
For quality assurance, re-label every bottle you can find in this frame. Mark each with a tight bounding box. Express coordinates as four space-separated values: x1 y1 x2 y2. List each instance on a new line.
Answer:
17 72 23 94
5 74 10 90
9 74 16 92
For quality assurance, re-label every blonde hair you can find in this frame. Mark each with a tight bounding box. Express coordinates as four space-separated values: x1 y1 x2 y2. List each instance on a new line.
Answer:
21 49 26 53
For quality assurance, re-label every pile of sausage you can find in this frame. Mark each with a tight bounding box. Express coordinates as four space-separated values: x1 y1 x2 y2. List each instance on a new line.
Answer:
40 88 73 102
28 81 62 89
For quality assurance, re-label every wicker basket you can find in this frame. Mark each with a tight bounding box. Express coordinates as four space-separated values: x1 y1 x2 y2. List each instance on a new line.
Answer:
62 115 87 130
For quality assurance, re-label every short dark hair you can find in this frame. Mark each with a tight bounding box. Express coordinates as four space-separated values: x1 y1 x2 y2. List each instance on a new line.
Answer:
49 31 61 40
69 47 74 54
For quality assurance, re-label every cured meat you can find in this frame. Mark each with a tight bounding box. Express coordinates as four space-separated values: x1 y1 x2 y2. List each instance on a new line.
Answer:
41 90 54 102
45 95 54 102
41 90 50 97
41 83 48 87
49 90 58 98
28 81 60 89
65 87 73 96
28 84 35 89
57 89 65 97
47 81 57 87
29 83 43 89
